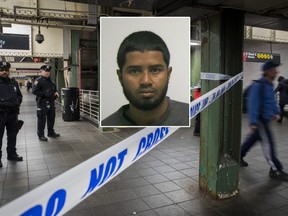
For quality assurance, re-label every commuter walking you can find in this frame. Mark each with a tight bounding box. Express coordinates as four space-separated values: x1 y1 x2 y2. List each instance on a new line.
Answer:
32 65 60 141
240 61 288 181
274 76 288 123
0 61 23 167
26 80 32 91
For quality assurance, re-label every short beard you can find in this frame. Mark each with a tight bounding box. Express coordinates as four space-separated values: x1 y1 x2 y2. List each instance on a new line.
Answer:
0 74 8 79
122 83 168 111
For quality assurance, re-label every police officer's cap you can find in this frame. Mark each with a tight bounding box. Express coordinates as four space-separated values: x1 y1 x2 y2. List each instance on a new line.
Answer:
0 61 11 69
40 65 51 71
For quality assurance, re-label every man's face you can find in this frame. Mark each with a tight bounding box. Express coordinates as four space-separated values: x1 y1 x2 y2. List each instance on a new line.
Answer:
0 68 9 78
267 67 279 81
117 50 172 111
41 69 51 78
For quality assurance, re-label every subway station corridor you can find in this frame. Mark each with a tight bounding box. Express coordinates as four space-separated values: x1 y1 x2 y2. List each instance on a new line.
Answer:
0 89 288 216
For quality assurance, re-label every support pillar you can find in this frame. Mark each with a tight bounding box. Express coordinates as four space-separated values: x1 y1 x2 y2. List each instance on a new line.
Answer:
49 58 64 101
199 9 244 199
55 58 65 101
71 30 80 87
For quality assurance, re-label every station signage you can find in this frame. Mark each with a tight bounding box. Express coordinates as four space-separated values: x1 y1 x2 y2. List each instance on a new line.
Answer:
0 33 29 50
243 52 280 64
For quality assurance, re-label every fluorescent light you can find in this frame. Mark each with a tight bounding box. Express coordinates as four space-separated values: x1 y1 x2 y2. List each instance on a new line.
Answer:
190 40 201 46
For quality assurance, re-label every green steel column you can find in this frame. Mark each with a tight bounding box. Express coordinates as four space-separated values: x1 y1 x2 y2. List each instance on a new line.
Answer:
71 30 80 87
49 58 64 100
56 59 65 101
191 46 201 87
199 9 244 199
49 59 56 81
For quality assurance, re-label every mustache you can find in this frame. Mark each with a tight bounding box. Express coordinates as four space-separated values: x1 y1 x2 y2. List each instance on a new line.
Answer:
137 85 156 93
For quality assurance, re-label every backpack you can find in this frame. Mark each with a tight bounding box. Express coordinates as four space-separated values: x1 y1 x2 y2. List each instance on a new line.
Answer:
243 80 264 113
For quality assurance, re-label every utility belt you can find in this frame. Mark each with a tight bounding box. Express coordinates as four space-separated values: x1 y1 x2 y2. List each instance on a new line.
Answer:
37 96 54 104
37 96 55 102
37 98 55 109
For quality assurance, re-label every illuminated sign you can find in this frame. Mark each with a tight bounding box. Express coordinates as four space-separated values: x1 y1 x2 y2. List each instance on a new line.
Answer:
0 33 29 50
243 52 280 64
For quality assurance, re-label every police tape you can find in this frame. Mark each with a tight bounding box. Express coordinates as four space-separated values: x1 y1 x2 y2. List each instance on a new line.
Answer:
201 72 232 80
0 72 243 216
191 72 243 119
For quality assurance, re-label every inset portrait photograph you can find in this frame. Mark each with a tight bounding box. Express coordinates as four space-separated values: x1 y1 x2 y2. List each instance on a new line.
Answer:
100 17 190 127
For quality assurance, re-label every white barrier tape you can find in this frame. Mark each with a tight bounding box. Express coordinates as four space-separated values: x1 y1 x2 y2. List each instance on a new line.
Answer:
201 72 232 80
190 85 201 90
0 72 243 216
0 126 179 216
191 72 243 119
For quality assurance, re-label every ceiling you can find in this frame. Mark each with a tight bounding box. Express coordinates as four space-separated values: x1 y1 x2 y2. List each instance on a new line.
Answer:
61 0 288 31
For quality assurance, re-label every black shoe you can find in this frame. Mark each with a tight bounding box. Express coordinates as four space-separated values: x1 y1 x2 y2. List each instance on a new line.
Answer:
269 169 288 181
193 132 200 136
0 160 2 168
7 154 23 161
240 159 248 167
39 136 48 141
48 132 60 138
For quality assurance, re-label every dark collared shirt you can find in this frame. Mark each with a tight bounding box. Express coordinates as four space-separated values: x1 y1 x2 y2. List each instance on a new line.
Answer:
102 97 189 127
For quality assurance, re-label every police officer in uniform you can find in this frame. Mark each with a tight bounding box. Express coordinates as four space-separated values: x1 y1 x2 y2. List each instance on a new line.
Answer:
0 61 23 167
32 65 60 141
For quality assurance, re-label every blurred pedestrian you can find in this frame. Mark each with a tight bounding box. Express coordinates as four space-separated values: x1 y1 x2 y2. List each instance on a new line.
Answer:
240 61 288 181
274 76 288 123
26 80 32 91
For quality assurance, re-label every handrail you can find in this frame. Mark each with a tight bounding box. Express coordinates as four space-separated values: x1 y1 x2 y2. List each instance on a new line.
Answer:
79 89 99 127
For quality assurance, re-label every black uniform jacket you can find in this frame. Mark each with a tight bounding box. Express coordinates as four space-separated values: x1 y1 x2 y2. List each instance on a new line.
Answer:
32 76 57 102
0 77 22 111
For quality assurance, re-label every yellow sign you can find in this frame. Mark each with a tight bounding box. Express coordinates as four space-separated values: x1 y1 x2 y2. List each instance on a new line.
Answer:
256 53 271 59
243 51 280 63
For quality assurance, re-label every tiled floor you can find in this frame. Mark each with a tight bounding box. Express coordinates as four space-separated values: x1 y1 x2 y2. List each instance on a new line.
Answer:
0 90 288 216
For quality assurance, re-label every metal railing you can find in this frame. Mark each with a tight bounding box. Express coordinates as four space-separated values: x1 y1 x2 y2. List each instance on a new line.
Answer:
79 89 99 127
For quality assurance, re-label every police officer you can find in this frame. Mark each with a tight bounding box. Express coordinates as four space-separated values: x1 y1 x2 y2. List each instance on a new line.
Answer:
0 61 23 167
32 65 60 141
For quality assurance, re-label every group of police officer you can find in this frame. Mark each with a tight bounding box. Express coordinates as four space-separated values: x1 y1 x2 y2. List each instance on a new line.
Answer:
0 61 60 167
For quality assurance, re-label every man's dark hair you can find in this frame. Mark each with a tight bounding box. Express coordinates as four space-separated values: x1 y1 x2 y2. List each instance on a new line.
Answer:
117 31 170 71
